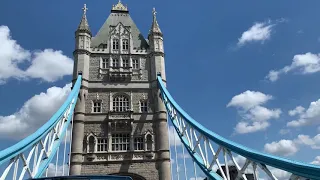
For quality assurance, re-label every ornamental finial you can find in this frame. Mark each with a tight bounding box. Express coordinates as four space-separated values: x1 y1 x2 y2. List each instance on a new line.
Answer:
152 8 157 17
82 4 88 15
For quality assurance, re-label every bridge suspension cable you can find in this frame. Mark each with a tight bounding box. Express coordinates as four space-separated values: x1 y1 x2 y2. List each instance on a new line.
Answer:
158 75 320 180
0 75 82 180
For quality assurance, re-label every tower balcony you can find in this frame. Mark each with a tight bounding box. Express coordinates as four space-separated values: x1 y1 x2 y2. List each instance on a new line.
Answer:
99 67 133 82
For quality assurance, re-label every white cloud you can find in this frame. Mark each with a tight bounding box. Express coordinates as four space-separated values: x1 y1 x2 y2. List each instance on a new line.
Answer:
0 83 72 139
288 106 305 116
295 134 320 149
0 25 73 84
228 91 281 134
237 21 274 46
234 121 269 134
311 156 320 165
246 106 281 122
264 139 299 156
287 99 320 127
264 133 320 156
169 126 182 146
266 52 320 82
227 91 272 110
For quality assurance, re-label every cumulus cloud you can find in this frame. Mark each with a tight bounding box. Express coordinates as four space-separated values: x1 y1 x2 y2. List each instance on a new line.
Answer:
0 25 73 84
264 139 299 156
288 106 305 116
311 156 320 165
287 99 320 127
0 83 72 139
237 21 274 46
266 52 320 82
269 168 291 180
227 91 272 110
227 91 281 134
264 133 320 156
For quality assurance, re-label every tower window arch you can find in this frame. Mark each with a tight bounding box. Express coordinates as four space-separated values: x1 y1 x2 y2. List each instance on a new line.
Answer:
146 134 153 151
113 39 119 50
92 100 102 113
112 58 119 67
113 95 130 112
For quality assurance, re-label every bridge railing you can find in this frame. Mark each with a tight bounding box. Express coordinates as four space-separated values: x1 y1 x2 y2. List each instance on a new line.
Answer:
158 76 320 180
0 75 82 180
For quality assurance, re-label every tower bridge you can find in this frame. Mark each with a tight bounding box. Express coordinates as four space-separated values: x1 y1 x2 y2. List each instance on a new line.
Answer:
0 1 320 180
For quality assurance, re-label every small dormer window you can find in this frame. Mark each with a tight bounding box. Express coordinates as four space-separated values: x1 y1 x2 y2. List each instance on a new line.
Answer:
113 39 119 50
122 59 129 68
122 39 129 50
102 58 108 69
112 58 119 67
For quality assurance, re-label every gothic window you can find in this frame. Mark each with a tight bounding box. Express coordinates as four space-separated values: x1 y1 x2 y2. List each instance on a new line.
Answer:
134 137 144 151
86 41 89 49
113 95 129 112
140 100 148 113
97 138 108 152
111 133 130 151
93 101 102 113
88 136 95 153
132 59 139 69
146 134 153 151
102 58 108 69
113 39 119 50
122 59 129 68
112 58 119 67
122 39 129 50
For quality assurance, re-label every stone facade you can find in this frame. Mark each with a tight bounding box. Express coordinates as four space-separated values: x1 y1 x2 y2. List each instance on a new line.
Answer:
69 2 171 180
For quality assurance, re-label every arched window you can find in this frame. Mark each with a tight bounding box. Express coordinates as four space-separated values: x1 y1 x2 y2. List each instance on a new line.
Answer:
113 95 129 112
146 134 153 151
88 136 95 153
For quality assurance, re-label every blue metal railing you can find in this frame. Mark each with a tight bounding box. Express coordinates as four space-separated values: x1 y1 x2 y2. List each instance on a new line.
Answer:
157 75 320 180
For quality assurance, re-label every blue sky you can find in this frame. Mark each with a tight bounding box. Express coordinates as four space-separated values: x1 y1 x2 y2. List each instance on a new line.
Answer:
1 0 320 179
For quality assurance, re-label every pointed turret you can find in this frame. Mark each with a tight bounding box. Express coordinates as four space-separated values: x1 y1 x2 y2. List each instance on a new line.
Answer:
76 4 91 36
149 8 162 37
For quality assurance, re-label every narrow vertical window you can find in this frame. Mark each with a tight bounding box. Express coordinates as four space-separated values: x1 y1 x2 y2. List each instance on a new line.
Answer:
113 39 119 50
112 58 119 67
122 39 129 50
146 134 152 151
102 58 108 69
132 59 139 69
140 100 148 113
93 101 102 113
88 136 95 153
122 59 129 68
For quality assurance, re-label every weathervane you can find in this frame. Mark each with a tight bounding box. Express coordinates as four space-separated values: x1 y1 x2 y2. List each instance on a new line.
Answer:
82 4 88 15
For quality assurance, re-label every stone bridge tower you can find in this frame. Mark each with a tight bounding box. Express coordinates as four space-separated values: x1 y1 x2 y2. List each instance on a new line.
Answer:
70 2 171 180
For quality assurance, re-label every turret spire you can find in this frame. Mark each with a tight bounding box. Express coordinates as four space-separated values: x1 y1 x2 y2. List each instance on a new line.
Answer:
77 4 91 35
149 8 162 36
